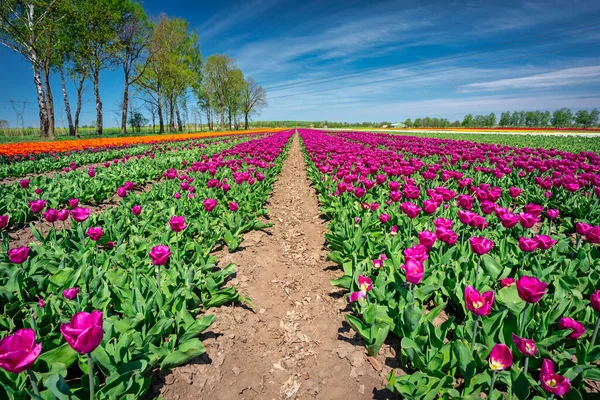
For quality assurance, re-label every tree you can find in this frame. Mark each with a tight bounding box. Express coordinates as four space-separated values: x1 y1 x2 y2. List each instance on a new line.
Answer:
0 0 65 138
240 77 267 130
590 109 599 127
128 110 148 132
461 114 473 127
499 111 510 127
225 68 245 129
413 118 422 127
574 110 590 128
540 111 551 127
115 1 150 134
551 108 573 128
204 54 236 130
404 118 412 128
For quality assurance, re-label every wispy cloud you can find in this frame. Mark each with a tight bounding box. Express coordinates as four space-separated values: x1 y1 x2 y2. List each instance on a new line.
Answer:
461 66 600 92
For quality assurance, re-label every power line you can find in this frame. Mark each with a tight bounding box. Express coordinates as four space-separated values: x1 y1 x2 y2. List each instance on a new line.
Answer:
269 40 600 100
265 23 600 92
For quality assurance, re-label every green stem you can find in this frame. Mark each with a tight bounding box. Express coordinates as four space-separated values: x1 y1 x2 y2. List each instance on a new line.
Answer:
471 316 478 350
521 302 529 336
87 354 95 400
156 265 161 290
488 370 497 397
590 316 600 353
524 356 530 375
410 284 416 303
475 257 480 287
26 369 39 395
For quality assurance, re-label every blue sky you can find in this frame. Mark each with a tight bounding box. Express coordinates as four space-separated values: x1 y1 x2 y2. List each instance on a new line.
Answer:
1 0 600 127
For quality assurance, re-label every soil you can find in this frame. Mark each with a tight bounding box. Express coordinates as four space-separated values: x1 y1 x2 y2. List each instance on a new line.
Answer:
153 134 398 399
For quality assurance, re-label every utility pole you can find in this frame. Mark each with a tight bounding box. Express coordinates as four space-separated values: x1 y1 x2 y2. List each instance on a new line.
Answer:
8 99 28 137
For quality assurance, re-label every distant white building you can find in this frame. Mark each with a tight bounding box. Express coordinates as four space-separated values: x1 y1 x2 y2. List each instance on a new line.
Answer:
391 122 406 128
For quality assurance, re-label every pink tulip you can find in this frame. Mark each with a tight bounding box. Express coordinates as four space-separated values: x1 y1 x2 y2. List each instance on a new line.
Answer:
349 275 373 302
123 181 134 190
488 343 513 371
169 216 187 232
38 299 46 307
131 205 142 216
540 359 571 396
228 202 239 212
390 225 398 236
63 287 80 300
558 317 586 339
0 214 8 229
87 167 96 178
591 290 600 312
68 198 79 208
434 218 452 229
174 192 181 199
575 222 592 236
436 228 458 245
418 230 436 249
518 213 539 229
0 329 41 373
86 227 103 241
516 276 547 303
149 245 171 265
379 213 390 223
8 246 29 264
70 207 90 222
116 186 127 198
586 227 600 244
501 277 515 287
203 198 218 212
422 200 439 214
512 333 538 356
42 209 58 223
464 285 494 316
34 188 42 195
401 259 424 285
518 237 539 253
18 179 30 189
28 199 46 214
400 202 421 219
60 310 104 354
57 209 69 221
469 236 494 255
546 209 559 219
508 187 521 198
535 234 557 250
403 244 429 263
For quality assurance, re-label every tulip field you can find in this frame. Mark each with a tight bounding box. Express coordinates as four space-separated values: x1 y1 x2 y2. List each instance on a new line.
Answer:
1 128 600 399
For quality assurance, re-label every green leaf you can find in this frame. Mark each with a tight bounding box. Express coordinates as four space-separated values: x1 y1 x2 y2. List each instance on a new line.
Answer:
481 254 502 280
330 275 352 289
44 374 73 400
453 340 476 384
159 338 207 369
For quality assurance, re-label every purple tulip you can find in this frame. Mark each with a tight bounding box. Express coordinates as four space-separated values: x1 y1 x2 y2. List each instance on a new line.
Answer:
60 310 104 354
469 236 494 255
86 227 103 241
540 359 571 396
28 199 46 214
169 216 187 232
558 317 586 339
63 287 80 300
149 245 171 265
18 179 30 189
42 209 58 223
516 276 547 303
70 207 90 222
131 205 142 216
229 201 239 212
0 214 8 229
68 198 79 208
203 198 218 212
8 246 29 264
0 328 42 373
488 343 513 371
464 285 494 316
512 333 538 357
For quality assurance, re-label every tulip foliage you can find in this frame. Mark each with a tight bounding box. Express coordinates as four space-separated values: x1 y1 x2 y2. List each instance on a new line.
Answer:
300 129 600 398
0 130 293 399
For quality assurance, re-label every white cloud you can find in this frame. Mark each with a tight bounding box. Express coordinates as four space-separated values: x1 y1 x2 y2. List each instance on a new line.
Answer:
461 66 600 92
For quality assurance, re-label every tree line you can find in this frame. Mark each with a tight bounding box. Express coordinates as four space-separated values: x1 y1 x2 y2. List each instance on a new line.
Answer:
0 0 267 138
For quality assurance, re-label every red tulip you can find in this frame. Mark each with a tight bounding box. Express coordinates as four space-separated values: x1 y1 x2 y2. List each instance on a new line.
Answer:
516 276 547 303
488 343 513 371
60 310 104 354
540 359 571 396
0 329 41 373
512 333 538 356
464 285 494 316
558 317 586 339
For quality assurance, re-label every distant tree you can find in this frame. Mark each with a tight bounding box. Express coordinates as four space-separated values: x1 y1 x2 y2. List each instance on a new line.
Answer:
590 109 599 127
451 120 460 127
240 77 267 130
461 114 473 127
540 111 551 127
551 108 573 128
413 118 422 127
574 110 590 127
404 118 412 128
499 111 510 127
487 113 496 127
128 110 148 132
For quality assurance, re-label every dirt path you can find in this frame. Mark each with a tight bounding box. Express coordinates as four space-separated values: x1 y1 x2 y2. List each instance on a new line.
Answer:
155 134 395 399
